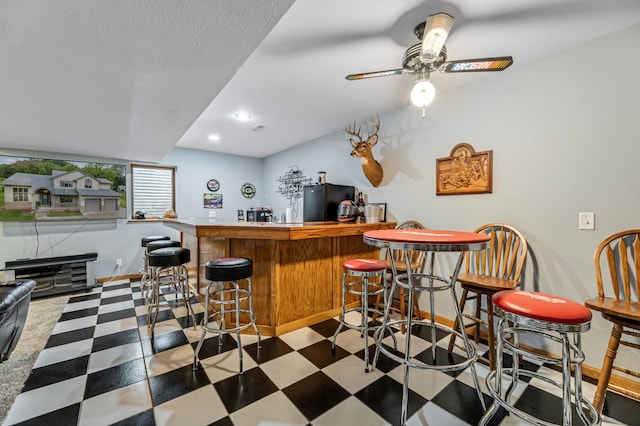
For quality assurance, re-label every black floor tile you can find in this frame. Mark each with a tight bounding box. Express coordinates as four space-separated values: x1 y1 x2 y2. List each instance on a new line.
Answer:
141 330 190 356
513 384 584 425
602 391 640 426
355 374 427 426
148 364 211 406
103 282 132 292
298 339 350 369
191 334 240 361
112 408 156 426
59 307 99 321
100 294 133 305
244 336 294 364
210 416 234 426
309 318 341 338
175 311 202 329
92 328 140 352
22 355 90 392
97 307 137 324
283 371 350 421
431 378 492 425
44 326 95 348
137 309 175 327
12 403 80 426
68 293 101 303
214 367 278 413
413 345 468 378
84 358 148 399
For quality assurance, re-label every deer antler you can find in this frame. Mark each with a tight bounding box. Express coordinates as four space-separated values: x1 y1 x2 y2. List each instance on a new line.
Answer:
346 121 363 142
366 114 380 140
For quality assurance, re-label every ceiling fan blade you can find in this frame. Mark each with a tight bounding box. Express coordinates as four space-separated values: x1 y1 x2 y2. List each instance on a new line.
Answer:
345 69 407 80
421 13 455 62
441 56 513 73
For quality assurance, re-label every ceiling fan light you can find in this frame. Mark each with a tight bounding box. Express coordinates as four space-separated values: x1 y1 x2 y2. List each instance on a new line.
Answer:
410 79 436 107
422 13 455 61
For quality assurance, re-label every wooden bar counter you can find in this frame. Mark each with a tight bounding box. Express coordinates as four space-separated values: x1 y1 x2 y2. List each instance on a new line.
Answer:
164 218 395 336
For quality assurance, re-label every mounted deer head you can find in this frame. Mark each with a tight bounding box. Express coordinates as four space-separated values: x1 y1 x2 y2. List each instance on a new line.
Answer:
346 114 384 187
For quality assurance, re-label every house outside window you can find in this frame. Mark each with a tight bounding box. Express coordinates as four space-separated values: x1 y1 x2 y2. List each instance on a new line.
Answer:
84 178 92 188
131 164 175 219
13 187 28 202
60 180 73 188
60 195 73 203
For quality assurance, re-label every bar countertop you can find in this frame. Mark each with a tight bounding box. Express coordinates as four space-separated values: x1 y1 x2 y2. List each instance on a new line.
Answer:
164 218 396 240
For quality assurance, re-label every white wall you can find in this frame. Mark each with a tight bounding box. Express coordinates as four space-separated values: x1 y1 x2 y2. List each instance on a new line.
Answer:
0 147 263 279
263 24 640 369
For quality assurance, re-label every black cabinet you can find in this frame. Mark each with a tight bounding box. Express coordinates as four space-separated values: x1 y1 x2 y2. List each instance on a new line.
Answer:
3 253 97 298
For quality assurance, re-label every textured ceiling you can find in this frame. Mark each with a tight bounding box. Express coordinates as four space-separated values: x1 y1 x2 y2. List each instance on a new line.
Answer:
1 0 639 162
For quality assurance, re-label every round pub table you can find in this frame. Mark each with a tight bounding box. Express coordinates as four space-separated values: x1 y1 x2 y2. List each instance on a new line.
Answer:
363 228 491 426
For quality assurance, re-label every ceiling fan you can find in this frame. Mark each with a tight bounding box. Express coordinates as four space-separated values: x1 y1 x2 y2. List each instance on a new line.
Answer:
345 13 513 109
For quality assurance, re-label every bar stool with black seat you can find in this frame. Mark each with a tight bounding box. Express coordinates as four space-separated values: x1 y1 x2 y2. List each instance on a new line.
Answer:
331 258 397 372
146 246 196 340
481 290 600 426
193 257 261 374
139 235 170 287
142 239 182 314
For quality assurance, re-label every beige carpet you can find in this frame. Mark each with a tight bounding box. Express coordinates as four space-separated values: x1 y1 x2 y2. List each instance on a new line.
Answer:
0 294 70 425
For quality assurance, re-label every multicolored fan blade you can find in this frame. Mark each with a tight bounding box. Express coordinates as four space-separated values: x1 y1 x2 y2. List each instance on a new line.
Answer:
441 56 513 73
345 69 407 80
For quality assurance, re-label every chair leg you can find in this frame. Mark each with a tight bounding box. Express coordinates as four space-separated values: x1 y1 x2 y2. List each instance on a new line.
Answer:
448 288 469 353
593 323 622 413
486 295 496 370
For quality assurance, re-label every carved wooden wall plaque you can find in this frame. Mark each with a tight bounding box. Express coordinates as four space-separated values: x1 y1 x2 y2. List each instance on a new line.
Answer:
436 143 493 195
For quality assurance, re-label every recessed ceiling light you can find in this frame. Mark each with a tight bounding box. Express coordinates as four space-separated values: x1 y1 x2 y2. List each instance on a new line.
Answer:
233 111 253 121
208 134 220 141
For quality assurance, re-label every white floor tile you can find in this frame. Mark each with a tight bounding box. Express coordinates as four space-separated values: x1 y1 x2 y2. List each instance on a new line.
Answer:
87 341 144 374
312 396 390 426
4 376 86 425
78 380 152 426
322 354 384 393
97 300 135 314
64 298 101 313
279 327 325 350
200 348 258 383
230 391 308 426
52 315 97 334
154 385 227 426
260 351 319 389
387 364 455 400
144 344 195 378
407 401 472 426
33 339 94 369
93 316 138 338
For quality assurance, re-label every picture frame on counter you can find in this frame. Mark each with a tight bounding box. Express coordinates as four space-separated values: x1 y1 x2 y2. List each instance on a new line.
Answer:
368 202 387 222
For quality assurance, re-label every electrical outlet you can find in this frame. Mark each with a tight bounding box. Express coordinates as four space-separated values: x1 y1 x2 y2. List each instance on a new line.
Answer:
579 212 595 230
115 258 123 267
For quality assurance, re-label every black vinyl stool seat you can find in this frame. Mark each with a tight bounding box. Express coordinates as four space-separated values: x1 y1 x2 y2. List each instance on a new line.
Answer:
193 257 261 373
141 235 170 247
146 247 196 340
141 240 182 305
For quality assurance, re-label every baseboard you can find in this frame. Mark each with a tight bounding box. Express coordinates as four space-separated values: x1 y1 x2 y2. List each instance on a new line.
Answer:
96 274 142 284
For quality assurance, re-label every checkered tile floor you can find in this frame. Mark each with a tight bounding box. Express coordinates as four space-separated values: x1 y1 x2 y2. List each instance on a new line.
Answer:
4 279 637 425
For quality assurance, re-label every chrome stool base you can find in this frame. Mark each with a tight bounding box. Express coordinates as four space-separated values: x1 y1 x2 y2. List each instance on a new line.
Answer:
481 291 601 426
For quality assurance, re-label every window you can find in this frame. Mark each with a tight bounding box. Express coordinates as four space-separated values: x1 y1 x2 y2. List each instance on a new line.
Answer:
84 178 92 189
60 195 73 203
13 187 28 201
131 164 175 219
60 180 73 188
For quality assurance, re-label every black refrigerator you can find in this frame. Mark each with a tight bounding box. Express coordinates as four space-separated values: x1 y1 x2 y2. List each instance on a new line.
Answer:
303 183 355 222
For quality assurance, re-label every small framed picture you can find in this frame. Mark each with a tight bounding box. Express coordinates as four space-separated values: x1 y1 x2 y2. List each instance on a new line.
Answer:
369 202 387 222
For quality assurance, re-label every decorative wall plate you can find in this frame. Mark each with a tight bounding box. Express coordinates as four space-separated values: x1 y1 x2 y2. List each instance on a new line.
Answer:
241 183 256 198
207 179 220 192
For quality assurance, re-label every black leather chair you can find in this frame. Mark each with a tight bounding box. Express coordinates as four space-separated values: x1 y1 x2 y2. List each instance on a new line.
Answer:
0 279 36 362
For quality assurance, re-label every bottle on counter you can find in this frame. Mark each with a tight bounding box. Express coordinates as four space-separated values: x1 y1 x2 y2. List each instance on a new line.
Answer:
356 192 365 223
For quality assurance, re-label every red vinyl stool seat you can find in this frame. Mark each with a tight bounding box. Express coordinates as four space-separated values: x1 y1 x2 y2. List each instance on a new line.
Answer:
481 290 600 425
332 259 397 372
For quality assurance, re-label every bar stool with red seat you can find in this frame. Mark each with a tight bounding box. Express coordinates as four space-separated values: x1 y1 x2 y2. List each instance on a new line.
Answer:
332 258 397 372
480 290 600 426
